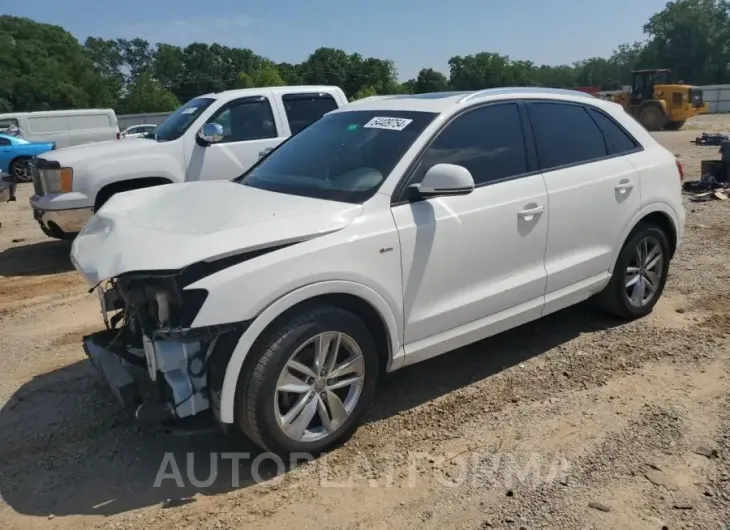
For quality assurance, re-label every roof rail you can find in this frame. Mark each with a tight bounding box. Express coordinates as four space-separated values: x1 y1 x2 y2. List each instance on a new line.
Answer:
457 86 595 104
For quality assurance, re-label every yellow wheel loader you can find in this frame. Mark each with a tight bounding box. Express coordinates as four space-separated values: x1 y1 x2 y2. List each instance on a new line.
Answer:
610 69 708 131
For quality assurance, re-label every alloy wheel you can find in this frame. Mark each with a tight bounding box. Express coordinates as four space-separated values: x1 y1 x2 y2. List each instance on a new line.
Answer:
625 235 664 307
12 160 32 183
274 331 365 443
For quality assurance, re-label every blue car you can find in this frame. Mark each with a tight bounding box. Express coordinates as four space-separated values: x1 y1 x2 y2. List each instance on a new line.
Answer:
0 133 55 183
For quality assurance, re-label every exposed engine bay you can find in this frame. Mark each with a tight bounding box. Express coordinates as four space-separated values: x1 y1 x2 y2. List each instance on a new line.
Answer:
83 271 238 423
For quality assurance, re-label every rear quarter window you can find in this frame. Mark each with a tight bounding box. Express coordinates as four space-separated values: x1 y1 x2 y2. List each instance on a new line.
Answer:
588 108 640 154
527 101 609 170
283 94 339 135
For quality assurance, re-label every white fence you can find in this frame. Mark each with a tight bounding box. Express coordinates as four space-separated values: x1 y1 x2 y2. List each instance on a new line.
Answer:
697 84 730 114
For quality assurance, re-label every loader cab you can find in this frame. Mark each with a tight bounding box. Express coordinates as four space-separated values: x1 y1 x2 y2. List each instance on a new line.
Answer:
630 69 669 105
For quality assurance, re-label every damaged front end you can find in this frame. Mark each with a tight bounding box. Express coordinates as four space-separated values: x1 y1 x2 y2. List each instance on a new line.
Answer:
83 270 242 424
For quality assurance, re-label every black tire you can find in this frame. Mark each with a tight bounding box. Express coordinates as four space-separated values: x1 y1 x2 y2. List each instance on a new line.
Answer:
236 305 379 455
595 223 670 320
639 105 667 131
10 157 32 183
664 120 685 131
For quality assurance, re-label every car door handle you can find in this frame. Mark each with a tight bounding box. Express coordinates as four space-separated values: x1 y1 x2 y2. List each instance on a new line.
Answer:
517 205 544 219
615 180 635 192
258 147 274 158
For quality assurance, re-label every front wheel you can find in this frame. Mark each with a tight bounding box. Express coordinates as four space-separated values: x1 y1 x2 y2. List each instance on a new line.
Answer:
595 223 670 319
235 305 379 455
10 157 32 183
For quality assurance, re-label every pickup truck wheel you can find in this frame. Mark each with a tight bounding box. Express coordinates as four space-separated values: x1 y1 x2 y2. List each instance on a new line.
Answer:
10 157 32 183
236 305 379 456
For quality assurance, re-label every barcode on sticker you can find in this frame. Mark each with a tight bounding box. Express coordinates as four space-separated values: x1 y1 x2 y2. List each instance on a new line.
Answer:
363 117 413 131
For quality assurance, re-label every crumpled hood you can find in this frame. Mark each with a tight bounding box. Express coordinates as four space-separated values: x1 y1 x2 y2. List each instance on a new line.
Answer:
38 138 157 167
70 181 363 285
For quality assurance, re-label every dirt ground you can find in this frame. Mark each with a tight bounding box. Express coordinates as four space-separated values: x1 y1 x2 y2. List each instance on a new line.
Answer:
2 115 730 530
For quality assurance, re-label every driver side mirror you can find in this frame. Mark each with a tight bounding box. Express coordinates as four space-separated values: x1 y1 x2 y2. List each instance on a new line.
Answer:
409 163 475 198
197 123 224 145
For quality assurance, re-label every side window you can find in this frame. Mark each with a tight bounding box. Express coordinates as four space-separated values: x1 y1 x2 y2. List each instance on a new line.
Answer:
415 103 528 186
527 102 608 170
0 118 18 130
588 108 640 154
208 97 277 143
283 94 339 135
0 137 10 146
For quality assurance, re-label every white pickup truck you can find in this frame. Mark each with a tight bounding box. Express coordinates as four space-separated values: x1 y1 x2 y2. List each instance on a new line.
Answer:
28 85 348 239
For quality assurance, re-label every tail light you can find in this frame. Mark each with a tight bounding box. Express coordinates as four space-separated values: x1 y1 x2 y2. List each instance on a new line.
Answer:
675 159 685 183
116 132 120 140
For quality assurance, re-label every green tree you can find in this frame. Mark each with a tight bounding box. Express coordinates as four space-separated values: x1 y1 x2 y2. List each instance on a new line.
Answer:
400 79 417 94
120 38 153 80
277 62 304 84
152 43 185 92
449 52 514 90
642 0 730 84
300 47 351 89
84 37 126 102
253 66 286 87
0 16 111 111
351 86 377 100
235 72 255 89
415 68 449 93
118 72 179 113
8 0 730 114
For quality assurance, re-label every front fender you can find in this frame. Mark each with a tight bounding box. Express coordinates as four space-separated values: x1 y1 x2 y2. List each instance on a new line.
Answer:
217 280 403 424
87 156 184 192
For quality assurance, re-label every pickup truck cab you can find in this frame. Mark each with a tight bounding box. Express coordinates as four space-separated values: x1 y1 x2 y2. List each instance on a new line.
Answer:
29 85 348 239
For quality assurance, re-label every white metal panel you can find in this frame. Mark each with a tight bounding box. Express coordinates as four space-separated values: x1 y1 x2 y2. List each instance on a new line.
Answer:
697 84 730 114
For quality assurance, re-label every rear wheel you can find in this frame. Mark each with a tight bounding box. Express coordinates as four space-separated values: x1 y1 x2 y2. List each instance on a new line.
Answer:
235 305 379 455
10 157 32 183
639 105 667 131
596 223 670 320
664 120 685 131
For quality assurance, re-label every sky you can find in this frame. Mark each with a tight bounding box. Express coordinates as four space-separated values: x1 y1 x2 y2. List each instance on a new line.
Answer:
4 0 670 80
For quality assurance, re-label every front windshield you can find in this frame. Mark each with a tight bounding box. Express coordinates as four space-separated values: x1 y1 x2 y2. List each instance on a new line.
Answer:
149 97 215 142
240 109 438 203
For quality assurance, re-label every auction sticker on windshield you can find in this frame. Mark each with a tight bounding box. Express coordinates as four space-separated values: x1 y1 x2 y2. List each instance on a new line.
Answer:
363 117 413 131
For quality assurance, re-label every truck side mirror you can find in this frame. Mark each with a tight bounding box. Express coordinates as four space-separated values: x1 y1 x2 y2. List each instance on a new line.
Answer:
197 123 224 145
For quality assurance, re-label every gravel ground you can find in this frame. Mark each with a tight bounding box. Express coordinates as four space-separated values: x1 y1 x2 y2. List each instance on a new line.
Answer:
1 115 730 529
